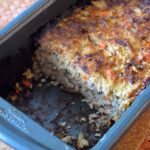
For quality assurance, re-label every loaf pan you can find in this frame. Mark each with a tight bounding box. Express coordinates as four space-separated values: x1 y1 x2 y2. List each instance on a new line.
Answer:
0 0 150 150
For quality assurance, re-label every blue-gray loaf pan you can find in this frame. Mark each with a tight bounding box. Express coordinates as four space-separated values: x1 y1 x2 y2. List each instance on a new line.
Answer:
0 0 150 150
0 87 150 150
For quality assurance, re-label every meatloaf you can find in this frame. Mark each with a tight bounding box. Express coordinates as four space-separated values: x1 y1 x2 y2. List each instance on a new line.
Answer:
33 0 150 120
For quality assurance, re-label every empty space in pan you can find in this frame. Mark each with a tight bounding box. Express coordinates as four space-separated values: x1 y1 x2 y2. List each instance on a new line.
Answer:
0 42 109 149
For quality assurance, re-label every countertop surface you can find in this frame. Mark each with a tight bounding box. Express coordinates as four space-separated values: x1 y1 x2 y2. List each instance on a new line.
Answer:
0 141 13 150
114 108 150 150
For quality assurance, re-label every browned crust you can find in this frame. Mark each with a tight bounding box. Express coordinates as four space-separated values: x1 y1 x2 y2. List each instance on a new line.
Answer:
39 0 150 101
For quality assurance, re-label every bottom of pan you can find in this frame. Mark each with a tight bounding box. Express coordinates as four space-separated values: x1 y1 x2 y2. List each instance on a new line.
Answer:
7 75 110 149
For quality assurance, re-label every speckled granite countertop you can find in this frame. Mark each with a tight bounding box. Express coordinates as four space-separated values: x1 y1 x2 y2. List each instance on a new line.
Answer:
0 108 149 150
0 141 13 150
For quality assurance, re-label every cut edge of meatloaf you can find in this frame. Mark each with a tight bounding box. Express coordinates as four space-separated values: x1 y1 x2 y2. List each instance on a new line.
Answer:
34 48 123 119
33 0 150 120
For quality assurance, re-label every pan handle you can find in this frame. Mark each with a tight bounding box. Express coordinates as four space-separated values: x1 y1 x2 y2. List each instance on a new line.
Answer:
0 97 74 150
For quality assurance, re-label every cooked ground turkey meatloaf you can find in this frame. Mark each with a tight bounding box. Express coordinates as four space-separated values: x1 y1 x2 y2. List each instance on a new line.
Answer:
34 0 150 120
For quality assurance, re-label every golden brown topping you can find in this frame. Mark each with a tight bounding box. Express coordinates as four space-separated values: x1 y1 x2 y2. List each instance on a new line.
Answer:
40 0 150 100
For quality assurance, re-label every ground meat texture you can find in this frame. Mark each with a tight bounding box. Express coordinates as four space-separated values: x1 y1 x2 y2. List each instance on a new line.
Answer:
34 0 150 120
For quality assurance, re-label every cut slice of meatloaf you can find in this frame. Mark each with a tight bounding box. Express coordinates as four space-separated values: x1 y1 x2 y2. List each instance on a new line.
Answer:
33 0 150 120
